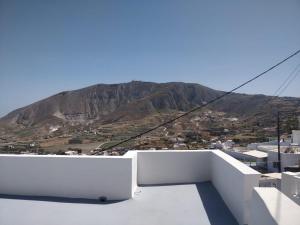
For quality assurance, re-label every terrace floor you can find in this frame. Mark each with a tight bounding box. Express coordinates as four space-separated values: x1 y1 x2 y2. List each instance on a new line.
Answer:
0 182 238 225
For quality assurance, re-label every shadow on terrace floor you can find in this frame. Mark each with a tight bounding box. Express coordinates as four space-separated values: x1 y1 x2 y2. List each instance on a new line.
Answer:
196 182 239 225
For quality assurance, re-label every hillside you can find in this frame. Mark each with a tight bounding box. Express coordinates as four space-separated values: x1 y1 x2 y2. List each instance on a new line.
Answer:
1 81 300 134
0 81 222 125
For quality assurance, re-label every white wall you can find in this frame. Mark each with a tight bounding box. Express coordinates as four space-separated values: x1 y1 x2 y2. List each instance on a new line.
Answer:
0 155 134 200
268 151 300 172
124 151 138 196
137 150 211 185
259 178 281 190
211 151 260 225
292 130 300 144
0 150 263 225
136 150 260 225
281 172 300 205
249 187 300 225
224 150 249 160
224 149 257 161
267 151 280 172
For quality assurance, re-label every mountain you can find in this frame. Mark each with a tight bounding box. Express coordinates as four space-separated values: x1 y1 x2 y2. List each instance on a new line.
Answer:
1 81 300 129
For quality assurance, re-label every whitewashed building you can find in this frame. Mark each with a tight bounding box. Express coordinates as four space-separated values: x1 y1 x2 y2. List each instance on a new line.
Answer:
267 150 300 172
292 130 300 145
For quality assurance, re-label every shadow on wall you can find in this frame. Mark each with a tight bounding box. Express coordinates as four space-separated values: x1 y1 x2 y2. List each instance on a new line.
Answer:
196 182 239 225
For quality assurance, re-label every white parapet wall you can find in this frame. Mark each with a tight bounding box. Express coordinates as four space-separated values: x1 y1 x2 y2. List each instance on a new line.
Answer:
0 154 134 200
211 151 260 225
249 187 300 225
137 150 211 184
0 150 261 225
124 151 138 196
281 172 300 205
136 150 260 225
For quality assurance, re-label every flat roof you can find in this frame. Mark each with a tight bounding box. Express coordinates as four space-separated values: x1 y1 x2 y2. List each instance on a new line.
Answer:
261 173 282 180
0 182 238 225
243 150 268 159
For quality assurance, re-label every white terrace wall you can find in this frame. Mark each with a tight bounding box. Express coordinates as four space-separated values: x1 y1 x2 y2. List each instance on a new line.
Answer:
281 172 300 205
136 150 260 225
0 150 261 225
211 151 260 225
249 187 300 225
124 151 138 196
0 154 134 200
137 150 211 185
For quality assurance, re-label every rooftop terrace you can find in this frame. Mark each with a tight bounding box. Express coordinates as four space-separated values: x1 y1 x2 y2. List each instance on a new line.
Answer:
0 182 238 225
0 150 299 225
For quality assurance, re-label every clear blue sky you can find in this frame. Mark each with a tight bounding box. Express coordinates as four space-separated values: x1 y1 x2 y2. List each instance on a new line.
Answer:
0 0 300 117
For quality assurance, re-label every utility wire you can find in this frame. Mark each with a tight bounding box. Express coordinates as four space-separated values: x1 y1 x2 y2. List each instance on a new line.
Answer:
274 62 300 97
102 49 300 151
276 67 300 97
238 60 300 125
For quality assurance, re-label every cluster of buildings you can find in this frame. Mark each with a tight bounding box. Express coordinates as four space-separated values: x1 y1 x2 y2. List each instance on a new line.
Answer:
0 120 299 224
224 130 300 172
216 129 300 209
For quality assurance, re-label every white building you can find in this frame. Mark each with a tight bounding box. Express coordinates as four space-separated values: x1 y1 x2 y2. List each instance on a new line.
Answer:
267 150 300 172
210 140 234 150
247 141 290 152
247 139 300 172
292 130 300 145
224 149 267 169
64 150 78 155
259 173 281 189
0 150 299 225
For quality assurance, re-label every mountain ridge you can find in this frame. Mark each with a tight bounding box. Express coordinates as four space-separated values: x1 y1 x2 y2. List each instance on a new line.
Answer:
1 81 300 130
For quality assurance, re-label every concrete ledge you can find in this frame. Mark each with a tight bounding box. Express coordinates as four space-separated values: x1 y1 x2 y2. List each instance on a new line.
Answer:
0 154 133 200
136 150 211 185
211 151 260 225
281 172 300 205
0 150 261 225
249 187 300 225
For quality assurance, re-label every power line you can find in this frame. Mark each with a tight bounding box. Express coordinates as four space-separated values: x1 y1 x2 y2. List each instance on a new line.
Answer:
237 61 300 131
102 49 300 151
273 62 300 96
244 59 300 115
277 67 300 97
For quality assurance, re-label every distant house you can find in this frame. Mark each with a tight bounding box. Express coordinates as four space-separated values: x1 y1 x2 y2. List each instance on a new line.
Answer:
267 150 300 173
68 138 82 144
64 150 78 155
259 173 281 189
292 130 300 145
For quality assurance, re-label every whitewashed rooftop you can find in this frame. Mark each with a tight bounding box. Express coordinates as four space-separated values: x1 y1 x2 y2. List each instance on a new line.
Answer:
0 150 299 225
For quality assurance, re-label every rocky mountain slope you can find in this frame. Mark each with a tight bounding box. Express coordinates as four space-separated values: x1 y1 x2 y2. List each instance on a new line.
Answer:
1 81 299 129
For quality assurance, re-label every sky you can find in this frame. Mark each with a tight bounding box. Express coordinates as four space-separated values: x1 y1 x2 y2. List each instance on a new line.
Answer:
0 0 300 117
